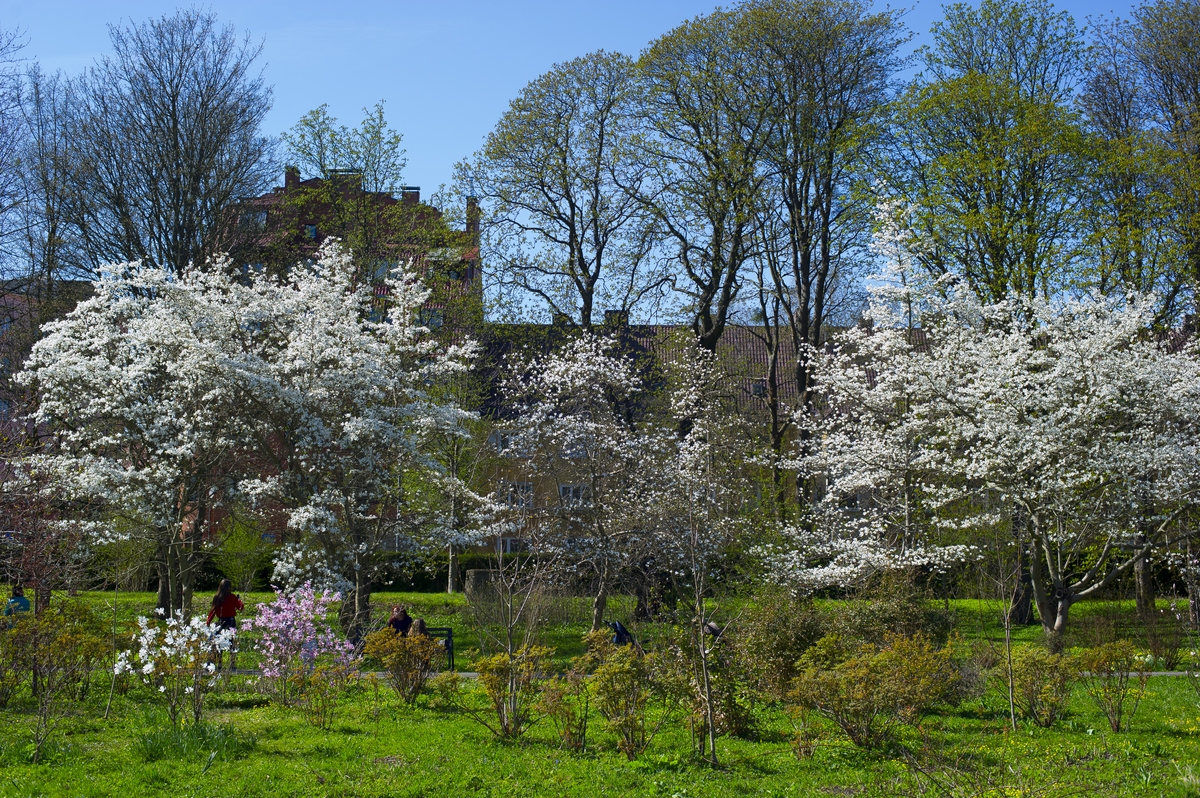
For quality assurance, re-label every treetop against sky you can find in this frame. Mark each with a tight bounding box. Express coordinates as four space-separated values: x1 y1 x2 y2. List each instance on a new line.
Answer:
0 0 1136 194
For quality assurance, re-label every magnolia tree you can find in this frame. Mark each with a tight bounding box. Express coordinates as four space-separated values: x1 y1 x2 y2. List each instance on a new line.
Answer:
789 234 1200 642
18 264 252 617
227 243 474 637
644 343 751 766
504 334 660 631
244 583 354 704
18 243 473 628
115 614 234 726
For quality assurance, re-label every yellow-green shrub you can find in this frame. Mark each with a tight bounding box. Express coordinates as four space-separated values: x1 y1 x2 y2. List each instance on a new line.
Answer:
790 633 958 749
362 629 443 705
1008 646 1078 728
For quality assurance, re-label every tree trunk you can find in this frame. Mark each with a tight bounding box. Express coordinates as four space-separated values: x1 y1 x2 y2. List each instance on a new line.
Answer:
155 541 171 617
1135 540 1154 619
447 544 458 594
591 583 608 633
1029 547 1071 652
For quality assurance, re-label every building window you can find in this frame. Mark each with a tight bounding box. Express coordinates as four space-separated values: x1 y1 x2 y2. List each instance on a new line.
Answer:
240 210 267 230
417 308 444 329
750 379 768 398
303 224 318 240
500 537 528 554
500 481 534 509
489 430 527 457
559 484 588 507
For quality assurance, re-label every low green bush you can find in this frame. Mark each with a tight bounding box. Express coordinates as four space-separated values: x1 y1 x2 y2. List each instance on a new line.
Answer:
362 629 444 705
824 573 956 646
1008 646 1078 728
790 633 959 749
1079 640 1149 733
730 588 823 702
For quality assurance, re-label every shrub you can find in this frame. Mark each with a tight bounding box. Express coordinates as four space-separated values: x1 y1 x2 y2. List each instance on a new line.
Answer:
115 613 232 727
474 645 553 738
26 606 107 764
243 583 354 705
0 615 33 708
826 572 956 646
537 669 590 751
582 632 683 761
1078 640 1148 733
730 588 823 702
1008 646 1078 728
293 663 354 730
362 629 443 705
790 633 958 749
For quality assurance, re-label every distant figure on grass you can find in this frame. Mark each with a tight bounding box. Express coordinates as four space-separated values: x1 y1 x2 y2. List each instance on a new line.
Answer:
4 586 30 619
388 605 412 636
206 578 244 669
609 619 635 647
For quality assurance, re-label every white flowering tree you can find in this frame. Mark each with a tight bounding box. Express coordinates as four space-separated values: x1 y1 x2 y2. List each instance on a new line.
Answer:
18 264 250 617
644 343 752 766
504 334 658 631
790 240 1200 642
19 244 473 632
228 243 473 638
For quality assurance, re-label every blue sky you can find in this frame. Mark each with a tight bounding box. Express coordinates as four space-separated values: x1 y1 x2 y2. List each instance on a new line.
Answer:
1 0 1142 198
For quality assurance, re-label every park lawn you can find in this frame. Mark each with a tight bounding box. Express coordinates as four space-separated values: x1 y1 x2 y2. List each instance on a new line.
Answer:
0 669 1198 797
70 590 1191 670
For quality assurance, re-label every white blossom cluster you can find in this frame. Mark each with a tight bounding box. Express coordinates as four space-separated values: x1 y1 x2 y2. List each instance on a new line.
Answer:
17 243 474 614
114 614 233 724
778 210 1200 622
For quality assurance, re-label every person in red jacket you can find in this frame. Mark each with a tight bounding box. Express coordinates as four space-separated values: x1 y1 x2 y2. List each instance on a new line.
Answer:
207 579 243 670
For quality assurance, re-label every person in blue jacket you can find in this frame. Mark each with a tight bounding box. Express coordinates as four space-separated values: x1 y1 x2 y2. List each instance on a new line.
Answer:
3 586 30 618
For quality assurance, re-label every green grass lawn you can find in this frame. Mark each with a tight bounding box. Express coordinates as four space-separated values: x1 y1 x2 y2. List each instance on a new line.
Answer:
0 669 1198 796
4 590 1193 796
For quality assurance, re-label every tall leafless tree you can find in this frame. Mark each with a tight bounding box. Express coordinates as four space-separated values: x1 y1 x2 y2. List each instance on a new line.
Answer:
65 9 273 277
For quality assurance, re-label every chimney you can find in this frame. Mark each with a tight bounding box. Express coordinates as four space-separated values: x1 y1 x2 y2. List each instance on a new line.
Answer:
466 196 480 236
401 186 420 205
604 309 629 327
285 165 300 190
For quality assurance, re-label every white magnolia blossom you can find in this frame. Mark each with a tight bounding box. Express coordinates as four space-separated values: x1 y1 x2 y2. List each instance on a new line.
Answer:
499 333 663 628
780 214 1200 633
19 243 474 627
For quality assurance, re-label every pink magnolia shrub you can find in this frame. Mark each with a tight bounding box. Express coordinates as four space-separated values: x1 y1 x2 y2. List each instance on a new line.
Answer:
244 582 355 703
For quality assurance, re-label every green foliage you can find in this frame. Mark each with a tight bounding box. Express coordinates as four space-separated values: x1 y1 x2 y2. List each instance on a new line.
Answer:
292 664 354 730
730 589 823 701
536 668 590 751
1079 640 1149 733
211 518 273 593
791 633 959 749
362 629 444 705
825 574 956 646
1008 646 1078 727
473 645 553 738
0 616 32 708
580 632 682 761
135 721 257 762
24 604 108 763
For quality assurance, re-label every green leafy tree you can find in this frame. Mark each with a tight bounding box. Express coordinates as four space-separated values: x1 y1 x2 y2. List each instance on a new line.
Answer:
458 51 658 329
881 0 1089 301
